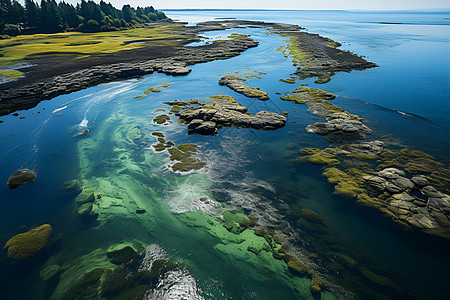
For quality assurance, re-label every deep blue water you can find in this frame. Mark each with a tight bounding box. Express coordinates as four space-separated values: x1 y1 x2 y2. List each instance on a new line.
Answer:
0 10 449 300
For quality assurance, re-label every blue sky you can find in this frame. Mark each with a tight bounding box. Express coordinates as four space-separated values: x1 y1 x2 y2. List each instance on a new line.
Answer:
96 0 449 10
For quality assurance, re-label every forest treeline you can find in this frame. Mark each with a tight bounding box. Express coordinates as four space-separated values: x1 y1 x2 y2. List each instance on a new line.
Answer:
0 0 168 36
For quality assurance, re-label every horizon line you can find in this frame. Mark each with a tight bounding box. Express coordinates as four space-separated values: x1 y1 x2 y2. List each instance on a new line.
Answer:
161 8 450 12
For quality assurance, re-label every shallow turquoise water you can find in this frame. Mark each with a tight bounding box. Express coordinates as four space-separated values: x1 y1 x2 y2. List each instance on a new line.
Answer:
0 10 449 300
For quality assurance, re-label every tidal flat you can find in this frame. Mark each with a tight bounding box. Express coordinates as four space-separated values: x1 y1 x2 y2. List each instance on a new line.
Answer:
0 10 449 300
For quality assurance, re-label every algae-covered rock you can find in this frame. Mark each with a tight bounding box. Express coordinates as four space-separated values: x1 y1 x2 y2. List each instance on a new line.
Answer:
77 202 93 215
323 167 366 198
359 267 399 289
40 264 60 280
4 224 52 260
107 245 137 265
298 148 340 166
74 187 95 204
301 208 324 224
309 277 323 294
286 255 311 276
180 95 286 135
219 75 269 100
7 169 36 189
153 114 171 125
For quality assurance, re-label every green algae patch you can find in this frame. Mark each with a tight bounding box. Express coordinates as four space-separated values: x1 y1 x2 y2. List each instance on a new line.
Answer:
151 136 174 152
166 143 206 173
0 69 23 79
280 77 297 84
296 87 336 101
4 224 52 260
323 168 367 198
228 33 250 39
223 210 250 234
277 34 310 66
133 82 172 99
153 114 171 125
298 148 340 166
315 74 331 84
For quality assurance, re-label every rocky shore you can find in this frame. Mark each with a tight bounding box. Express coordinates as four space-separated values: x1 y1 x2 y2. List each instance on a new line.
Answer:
0 36 258 116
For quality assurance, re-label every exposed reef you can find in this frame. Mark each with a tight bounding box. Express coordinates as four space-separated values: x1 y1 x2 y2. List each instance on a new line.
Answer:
273 25 378 83
282 86 371 143
297 144 450 239
7 169 36 189
4 224 52 260
177 95 286 135
219 75 269 100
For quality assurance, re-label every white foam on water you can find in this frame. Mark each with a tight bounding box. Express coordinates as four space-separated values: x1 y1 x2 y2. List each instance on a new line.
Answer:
139 244 204 300
52 105 68 113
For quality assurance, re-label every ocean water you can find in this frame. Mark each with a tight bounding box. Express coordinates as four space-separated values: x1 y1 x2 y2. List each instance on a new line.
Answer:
0 10 449 299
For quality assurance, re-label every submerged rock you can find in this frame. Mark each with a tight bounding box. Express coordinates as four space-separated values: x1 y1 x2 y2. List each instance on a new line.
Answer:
60 179 82 194
107 245 138 265
40 264 60 280
4 224 52 260
74 187 95 204
77 202 93 215
7 169 36 189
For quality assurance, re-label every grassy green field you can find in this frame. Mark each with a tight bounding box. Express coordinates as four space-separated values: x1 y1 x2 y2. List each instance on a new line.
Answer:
0 24 188 67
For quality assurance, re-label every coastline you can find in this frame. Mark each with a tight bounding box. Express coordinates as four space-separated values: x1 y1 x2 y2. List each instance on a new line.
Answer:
0 20 375 117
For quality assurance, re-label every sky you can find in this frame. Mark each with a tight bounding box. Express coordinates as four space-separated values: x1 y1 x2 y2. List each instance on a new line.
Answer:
93 0 450 10
58 0 450 11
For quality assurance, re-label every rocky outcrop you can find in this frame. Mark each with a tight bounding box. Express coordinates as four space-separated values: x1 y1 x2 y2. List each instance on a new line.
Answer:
179 95 286 135
361 167 450 237
218 76 269 100
7 169 36 189
282 87 372 143
4 224 52 260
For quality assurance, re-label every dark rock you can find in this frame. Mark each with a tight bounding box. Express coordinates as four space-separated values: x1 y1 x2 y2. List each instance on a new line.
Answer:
7 169 36 189
107 245 137 265
411 176 429 186
136 208 146 214
421 186 445 198
391 177 414 192
188 119 217 135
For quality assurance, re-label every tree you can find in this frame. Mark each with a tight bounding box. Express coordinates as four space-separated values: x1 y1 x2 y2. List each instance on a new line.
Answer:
40 0 62 33
121 4 132 22
25 0 40 29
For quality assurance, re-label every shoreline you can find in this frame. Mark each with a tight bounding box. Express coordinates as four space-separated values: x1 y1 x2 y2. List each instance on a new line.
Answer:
0 20 375 117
